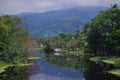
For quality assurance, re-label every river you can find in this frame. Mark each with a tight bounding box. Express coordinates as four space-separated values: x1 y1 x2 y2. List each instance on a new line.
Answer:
29 52 84 80
0 51 119 80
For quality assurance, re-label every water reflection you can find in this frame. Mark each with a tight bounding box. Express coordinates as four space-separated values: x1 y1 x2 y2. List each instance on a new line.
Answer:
45 53 85 70
45 52 120 80
29 52 84 80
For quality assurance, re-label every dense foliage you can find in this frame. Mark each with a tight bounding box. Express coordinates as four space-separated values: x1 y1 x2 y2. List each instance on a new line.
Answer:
84 5 120 77
85 5 120 56
38 31 87 53
0 15 28 64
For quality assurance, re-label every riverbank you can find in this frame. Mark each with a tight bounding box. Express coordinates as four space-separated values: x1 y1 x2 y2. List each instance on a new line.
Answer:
90 56 120 77
0 37 40 74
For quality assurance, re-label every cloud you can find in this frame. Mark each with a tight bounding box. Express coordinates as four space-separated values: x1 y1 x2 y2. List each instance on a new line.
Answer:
0 0 120 14
33 0 62 12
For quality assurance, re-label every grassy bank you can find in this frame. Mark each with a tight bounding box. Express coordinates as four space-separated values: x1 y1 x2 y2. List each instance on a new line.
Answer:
90 56 120 77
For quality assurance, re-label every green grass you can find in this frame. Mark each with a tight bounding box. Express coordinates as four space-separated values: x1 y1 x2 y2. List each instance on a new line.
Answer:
108 69 120 77
103 58 120 67
0 61 33 73
14 63 33 66
0 61 12 73
89 56 107 62
90 57 120 67
28 57 41 60
0 55 40 73
103 58 115 64
63 51 84 56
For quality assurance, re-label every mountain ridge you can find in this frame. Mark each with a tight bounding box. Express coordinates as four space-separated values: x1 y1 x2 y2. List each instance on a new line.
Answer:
15 6 107 37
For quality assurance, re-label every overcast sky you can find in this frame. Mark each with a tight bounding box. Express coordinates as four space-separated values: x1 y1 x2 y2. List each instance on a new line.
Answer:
0 0 120 14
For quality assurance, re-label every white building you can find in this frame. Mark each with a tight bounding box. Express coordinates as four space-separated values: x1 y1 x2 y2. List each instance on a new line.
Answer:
54 48 62 56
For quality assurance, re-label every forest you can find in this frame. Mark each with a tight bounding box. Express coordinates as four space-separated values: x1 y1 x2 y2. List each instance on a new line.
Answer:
0 15 29 74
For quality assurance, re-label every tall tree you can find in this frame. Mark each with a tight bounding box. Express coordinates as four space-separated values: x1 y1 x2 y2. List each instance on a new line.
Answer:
86 5 120 56
0 15 28 63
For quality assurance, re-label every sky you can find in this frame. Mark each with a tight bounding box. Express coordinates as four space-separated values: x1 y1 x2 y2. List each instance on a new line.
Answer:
0 0 120 14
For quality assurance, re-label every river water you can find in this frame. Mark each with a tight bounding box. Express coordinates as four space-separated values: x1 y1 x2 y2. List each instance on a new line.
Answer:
0 52 119 80
29 52 84 80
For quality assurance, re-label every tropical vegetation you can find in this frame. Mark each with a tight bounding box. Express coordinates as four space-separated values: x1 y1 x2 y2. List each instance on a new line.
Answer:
0 15 29 73
39 4 120 77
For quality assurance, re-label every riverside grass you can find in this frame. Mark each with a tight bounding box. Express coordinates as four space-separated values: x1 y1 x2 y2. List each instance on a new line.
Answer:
90 57 120 67
90 57 120 77
0 61 33 73
28 57 41 60
0 61 11 73
108 69 120 77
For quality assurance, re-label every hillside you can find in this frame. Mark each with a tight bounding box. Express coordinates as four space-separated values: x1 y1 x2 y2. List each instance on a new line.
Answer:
15 7 107 37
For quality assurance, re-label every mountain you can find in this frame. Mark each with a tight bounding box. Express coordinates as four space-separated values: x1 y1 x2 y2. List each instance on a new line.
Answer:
15 7 107 37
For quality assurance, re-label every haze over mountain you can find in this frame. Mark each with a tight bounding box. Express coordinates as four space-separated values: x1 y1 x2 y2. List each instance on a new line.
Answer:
15 7 107 37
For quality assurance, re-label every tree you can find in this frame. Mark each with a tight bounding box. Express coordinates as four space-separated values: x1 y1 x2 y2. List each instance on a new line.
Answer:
0 15 28 63
86 5 120 56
